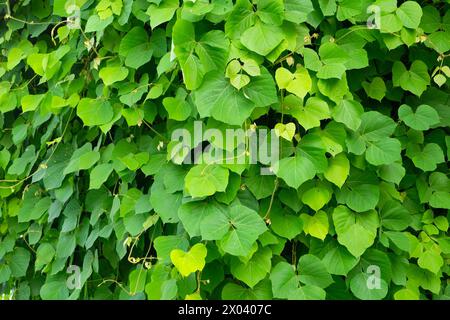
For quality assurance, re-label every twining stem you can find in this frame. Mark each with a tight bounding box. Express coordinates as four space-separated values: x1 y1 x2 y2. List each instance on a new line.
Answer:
263 178 279 220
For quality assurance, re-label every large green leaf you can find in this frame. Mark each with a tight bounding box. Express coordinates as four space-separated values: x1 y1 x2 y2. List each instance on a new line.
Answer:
380 200 412 231
396 1 423 29
410 143 445 171
170 243 207 277
147 0 179 29
365 138 402 166
332 206 379 257
240 20 284 56
178 201 226 237
173 19 229 90
275 135 327 188
99 66 129 86
332 99 364 131
230 246 272 288
77 98 114 126
392 60 430 96
398 104 440 131
193 71 256 125
291 97 330 131
185 164 229 198
200 202 267 256
270 261 326 300
119 26 153 68
298 254 333 288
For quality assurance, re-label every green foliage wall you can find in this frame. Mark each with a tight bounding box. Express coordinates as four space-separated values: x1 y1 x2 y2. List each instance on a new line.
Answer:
0 0 449 300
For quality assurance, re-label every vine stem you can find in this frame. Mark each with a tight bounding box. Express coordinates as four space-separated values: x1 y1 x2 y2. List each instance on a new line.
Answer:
263 178 279 221
142 119 169 143
4 0 60 25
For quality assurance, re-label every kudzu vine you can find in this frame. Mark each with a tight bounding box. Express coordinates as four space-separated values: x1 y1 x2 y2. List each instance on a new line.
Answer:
0 0 449 300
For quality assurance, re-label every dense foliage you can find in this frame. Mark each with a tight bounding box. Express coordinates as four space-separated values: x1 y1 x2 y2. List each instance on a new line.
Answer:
0 0 449 300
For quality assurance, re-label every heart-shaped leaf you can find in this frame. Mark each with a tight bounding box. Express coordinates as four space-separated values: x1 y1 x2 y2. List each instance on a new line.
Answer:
170 243 207 277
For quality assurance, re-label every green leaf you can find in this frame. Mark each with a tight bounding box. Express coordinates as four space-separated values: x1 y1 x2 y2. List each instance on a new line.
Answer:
77 98 114 126
398 104 440 131
119 26 153 69
274 122 296 141
173 19 229 90
178 201 226 237
241 66 278 106
40 277 69 300
394 287 420 300
337 183 380 213
150 180 182 223
292 97 330 131
185 164 229 198
18 197 52 223
99 66 129 86
64 144 100 174
396 1 423 29
434 73 447 87
240 20 284 56
392 60 430 97
89 163 114 189
270 261 326 300
418 244 443 274
193 71 256 125
301 211 329 241
321 241 359 275
221 280 272 300
256 0 284 26
0 264 11 283
275 66 312 99
170 243 207 277
35 243 56 270
229 73 250 90
426 31 450 53
380 200 411 231
56 232 76 258
270 205 303 240
147 0 179 29
319 0 336 16
324 153 350 188
380 13 403 33
7 247 30 277
332 206 379 257
163 96 192 121
274 135 327 189
298 254 333 289
85 14 113 32
365 138 402 166
411 143 445 171
350 272 388 300
301 185 332 211
200 202 267 256
154 235 189 264
378 162 405 185
245 174 276 200
359 111 397 141
317 76 349 103
230 247 272 288
332 99 364 131
284 0 313 23
362 77 386 102
21 94 45 113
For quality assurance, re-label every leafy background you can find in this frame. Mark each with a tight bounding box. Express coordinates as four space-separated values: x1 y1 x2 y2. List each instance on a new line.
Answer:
0 0 449 300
